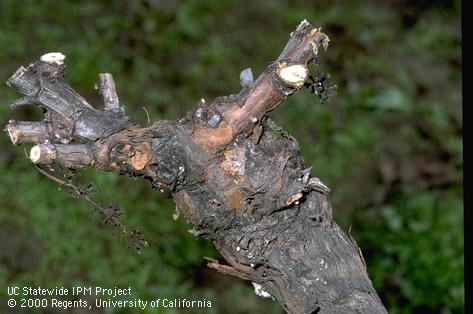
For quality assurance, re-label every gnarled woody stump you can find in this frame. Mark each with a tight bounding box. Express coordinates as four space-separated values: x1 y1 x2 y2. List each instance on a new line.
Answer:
4 21 387 313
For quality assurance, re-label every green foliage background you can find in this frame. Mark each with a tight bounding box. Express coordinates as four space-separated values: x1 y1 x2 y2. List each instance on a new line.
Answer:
0 1 462 313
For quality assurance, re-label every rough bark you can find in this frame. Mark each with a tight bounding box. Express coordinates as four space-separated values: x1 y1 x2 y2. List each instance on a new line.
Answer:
4 20 387 313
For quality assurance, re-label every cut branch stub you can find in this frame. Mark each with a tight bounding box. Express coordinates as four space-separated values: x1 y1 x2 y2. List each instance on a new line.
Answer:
30 143 56 164
190 22 330 155
97 73 121 112
221 22 328 138
30 143 92 167
6 53 129 142
6 121 49 145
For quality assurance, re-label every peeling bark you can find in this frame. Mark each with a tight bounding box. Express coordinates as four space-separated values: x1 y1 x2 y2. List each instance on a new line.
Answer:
4 20 386 313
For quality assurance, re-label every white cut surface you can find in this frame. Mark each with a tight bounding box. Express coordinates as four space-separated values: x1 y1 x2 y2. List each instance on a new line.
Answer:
278 65 308 87
40 52 66 65
29 145 42 163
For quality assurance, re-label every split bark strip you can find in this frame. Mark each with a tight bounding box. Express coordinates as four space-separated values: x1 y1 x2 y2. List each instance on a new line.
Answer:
4 21 387 313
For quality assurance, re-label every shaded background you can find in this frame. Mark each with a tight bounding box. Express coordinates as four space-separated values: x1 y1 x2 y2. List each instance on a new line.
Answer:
0 0 462 313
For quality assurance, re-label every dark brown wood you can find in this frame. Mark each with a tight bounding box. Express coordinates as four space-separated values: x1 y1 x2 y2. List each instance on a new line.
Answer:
4 20 386 314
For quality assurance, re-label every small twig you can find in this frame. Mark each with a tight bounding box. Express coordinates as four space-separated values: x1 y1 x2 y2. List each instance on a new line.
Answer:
97 73 120 111
34 165 149 250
